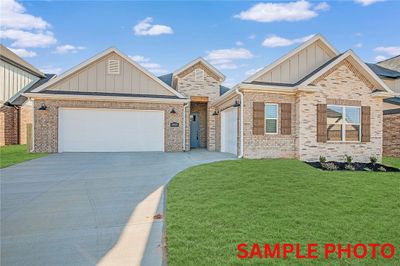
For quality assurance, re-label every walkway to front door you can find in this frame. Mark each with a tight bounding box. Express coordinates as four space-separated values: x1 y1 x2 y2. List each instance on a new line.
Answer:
190 112 200 148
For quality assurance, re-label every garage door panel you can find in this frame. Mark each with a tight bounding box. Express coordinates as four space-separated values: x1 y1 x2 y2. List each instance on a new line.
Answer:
59 108 164 152
221 108 238 155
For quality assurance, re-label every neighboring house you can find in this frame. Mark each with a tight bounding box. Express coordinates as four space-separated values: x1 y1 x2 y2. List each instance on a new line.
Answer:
0 45 54 146
25 35 395 162
214 34 394 162
367 56 400 157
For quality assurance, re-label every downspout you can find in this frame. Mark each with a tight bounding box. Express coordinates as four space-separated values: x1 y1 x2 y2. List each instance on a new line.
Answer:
235 87 244 158
182 102 189 151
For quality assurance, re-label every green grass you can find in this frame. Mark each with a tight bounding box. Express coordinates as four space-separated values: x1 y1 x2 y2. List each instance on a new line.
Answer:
166 159 400 265
383 157 400 168
0 145 47 168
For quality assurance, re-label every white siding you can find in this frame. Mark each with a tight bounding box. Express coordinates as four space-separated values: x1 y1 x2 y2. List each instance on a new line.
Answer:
382 78 400 93
46 52 174 96
255 40 335 84
0 60 38 103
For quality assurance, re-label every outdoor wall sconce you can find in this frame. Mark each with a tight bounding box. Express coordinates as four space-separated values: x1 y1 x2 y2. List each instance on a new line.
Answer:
212 110 219 116
232 100 241 107
38 103 47 110
170 108 176 114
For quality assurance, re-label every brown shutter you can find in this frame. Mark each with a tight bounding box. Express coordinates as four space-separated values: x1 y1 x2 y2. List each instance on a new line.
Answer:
361 106 371 142
280 103 291 135
253 102 265 135
317 104 327 142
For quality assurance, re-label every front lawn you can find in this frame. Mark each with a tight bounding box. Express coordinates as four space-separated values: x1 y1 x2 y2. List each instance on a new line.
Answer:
0 145 47 168
166 159 400 265
383 156 400 168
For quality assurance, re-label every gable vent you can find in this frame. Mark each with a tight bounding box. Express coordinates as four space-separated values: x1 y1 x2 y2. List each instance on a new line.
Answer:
108 59 120 75
195 68 204 81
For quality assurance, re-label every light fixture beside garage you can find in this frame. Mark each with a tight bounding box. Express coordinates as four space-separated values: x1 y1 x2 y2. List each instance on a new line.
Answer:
38 103 47 110
212 110 219 116
170 108 176 114
232 100 241 107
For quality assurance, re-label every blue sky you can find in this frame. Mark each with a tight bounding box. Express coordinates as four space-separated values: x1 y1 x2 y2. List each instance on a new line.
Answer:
1 0 399 87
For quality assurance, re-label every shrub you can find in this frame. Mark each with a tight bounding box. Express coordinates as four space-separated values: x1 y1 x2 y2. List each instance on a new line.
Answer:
344 154 353 164
370 156 378 165
345 164 355 171
319 155 327 163
322 162 338 171
377 166 386 172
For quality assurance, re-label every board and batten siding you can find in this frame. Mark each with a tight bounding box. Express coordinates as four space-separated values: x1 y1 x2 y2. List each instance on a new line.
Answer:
0 60 39 103
46 52 174 96
255 40 336 84
382 77 400 94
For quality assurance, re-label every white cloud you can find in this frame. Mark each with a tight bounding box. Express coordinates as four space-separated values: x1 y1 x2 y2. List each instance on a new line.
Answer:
0 29 57 48
374 46 400 56
205 47 253 70
129 55 150 62
355 32 363 37
53 44 86 54
8 47 37 57
133 17 173 36
314 2 330 11
248 34 256 40
262 34 315 47
374 55 387 62
354 43 363 48
245 67 263 76
234 1 320 22
236 41 243 46
129 54 168 74
0 0 50 30
354 0 384 6
39 65 62 75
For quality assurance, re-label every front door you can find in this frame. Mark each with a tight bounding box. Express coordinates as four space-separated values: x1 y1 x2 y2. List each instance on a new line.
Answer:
190 112 200 148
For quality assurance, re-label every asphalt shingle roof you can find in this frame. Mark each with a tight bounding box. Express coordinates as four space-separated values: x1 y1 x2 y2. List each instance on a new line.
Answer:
367 63 400 78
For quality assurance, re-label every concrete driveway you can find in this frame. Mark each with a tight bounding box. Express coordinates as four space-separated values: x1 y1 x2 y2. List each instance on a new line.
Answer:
1 150 235 266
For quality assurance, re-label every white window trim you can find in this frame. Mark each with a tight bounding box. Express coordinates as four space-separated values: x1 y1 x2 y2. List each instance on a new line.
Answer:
265 103 279 134
327 104 361 143
194 68 204 81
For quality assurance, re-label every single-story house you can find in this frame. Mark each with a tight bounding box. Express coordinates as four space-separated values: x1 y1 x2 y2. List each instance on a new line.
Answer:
367 56 400 157
25 35 396 162
0 45 54 146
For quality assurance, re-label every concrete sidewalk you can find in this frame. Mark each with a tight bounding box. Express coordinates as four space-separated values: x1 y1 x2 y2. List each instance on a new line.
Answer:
1 150 236 266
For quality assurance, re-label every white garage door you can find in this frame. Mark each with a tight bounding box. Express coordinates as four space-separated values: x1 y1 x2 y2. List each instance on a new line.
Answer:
58 108 164 152
221 107 238 155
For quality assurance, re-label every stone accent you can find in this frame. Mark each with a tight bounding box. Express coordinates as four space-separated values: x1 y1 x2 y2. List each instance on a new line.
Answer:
0 104 18 146
33 99 184 153
242 92 297 159
298 60 383 162
19 102 33 144
383 113 400 157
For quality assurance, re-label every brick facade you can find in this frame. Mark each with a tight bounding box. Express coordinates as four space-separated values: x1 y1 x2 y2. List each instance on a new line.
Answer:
0 105 18 146
33 99 185 153
298 61 383 162
383 113 400 157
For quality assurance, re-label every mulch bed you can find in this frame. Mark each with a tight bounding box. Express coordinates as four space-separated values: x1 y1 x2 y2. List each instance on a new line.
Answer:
306 161 400 172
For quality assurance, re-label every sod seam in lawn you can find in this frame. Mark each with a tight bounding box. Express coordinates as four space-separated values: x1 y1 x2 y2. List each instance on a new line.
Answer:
166 159 400 265
0 145 47 168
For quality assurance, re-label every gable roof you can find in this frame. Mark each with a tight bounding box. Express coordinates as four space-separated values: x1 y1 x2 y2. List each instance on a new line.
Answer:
9 74 56 105
367 63 400 78
245 34 339 83
0 45 45 78
298 50 393 93
376 55 400 72
31 47 185 99
173 57 225 81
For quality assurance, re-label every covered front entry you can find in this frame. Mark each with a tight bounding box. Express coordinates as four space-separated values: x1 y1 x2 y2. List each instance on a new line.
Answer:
58 108 164 152
189 100 208 149
221 107 238 155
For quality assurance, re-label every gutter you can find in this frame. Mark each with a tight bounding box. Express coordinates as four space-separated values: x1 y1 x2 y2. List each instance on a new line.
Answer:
182 102 189 151
235 87 244 158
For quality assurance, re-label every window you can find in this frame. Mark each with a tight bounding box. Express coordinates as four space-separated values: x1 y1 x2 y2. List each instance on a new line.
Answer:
265 103 278 134
194 69 204 81
327 105 361 142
